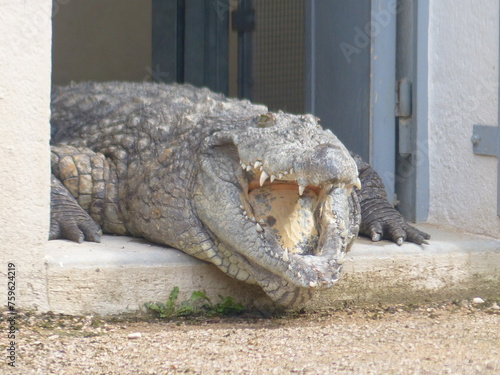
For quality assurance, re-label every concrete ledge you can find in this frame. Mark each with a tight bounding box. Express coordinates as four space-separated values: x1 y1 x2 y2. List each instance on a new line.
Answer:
311 224 500 309
44 224 500 315
44 237 270 315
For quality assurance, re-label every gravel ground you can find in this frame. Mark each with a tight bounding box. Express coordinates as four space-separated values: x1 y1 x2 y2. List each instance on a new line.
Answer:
2 301 500 375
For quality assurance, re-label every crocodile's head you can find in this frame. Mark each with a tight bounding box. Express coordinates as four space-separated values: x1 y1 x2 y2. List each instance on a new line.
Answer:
193 112 361 306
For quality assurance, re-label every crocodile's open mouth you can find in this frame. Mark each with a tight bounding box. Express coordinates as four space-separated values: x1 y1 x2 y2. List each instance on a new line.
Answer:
235 159 361 289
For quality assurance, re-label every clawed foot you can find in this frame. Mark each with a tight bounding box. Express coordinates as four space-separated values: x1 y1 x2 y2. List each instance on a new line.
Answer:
49 213 102 243
366 220 430 245
50 175 102 243
360 201 430 246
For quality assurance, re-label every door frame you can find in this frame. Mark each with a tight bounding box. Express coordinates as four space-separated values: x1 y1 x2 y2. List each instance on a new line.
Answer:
394 0 430 222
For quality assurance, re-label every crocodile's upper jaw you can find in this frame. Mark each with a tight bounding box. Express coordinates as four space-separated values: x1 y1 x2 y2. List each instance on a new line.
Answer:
193 113 361 305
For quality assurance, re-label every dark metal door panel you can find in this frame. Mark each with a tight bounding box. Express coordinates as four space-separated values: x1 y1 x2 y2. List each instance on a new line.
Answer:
306 0 398 204
305 0 371 162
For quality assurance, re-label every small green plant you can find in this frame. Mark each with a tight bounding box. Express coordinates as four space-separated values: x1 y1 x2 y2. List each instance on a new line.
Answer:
145 286 244 318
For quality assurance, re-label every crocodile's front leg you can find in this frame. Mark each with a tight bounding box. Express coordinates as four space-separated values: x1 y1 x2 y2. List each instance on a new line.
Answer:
50 174 102 242
50 145 128 242
351 153 430 245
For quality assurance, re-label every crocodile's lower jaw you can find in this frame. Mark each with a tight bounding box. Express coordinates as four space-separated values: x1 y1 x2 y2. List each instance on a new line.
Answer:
248 183 319 256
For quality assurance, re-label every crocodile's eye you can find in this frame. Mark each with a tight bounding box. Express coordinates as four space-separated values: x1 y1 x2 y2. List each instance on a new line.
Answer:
257 113 276 128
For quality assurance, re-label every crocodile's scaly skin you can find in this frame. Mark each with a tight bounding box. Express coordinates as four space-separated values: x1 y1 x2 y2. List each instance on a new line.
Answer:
50 82 429 307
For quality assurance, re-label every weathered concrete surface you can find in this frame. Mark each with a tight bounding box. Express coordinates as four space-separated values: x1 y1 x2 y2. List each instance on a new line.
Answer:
0 0 52 311
44 224 500 315
312 224 500 309
44 237 270 315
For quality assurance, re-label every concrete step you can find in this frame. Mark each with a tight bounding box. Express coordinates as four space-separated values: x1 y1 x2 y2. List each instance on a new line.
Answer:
44 224 500 315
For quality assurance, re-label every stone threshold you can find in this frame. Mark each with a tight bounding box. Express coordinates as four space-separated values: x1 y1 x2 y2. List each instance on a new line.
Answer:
44 224 500 315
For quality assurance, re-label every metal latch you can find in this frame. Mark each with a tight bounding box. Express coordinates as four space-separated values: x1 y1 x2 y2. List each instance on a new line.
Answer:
231 8 255 33
472 125 499 156
472 124 500 216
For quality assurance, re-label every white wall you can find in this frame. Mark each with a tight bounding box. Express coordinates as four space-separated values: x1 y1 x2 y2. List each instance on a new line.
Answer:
427 0 500 238
0 1 52 310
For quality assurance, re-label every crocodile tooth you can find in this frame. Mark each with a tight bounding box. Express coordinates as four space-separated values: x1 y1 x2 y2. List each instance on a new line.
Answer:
282 248 289 262
336 252 346 265
260 171 269 186
239 205 244 210
270 174 276 182
309 281 317 288
241 162 247 170
255 223 264 232
339 182 346 189
278 173 284 179
288 264 292 270
246 165 252 171
259 218 265 225
254 161 262 169
298 184 306 196
340 229 349 238
338 220 345 230
273 252 279 259
297 272 302 278
355 177 362 190
289 168 294 174
346 186 353 196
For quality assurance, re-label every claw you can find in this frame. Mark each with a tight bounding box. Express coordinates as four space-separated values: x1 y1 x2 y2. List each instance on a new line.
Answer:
371 232 382 242
396 237 404 246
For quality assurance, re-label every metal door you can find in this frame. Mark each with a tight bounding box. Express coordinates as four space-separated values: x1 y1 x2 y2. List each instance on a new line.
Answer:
305 0 397 204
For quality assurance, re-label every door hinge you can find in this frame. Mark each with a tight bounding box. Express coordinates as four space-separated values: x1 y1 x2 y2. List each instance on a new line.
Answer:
396 78 412 118
396 78 413 158
231 8 255 33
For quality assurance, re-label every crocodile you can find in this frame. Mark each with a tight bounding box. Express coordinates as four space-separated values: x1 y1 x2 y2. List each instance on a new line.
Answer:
50 82 429 307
